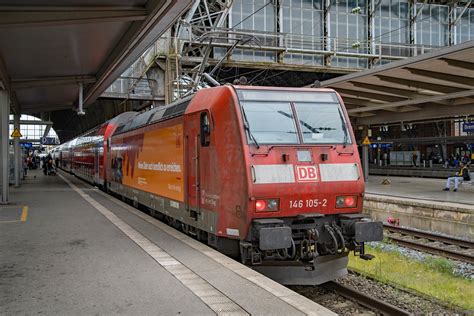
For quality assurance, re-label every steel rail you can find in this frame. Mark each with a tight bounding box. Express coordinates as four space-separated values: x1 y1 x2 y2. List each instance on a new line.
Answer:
384 225 474 264
384 225 474 249
386 235 474 264
323 281 411 316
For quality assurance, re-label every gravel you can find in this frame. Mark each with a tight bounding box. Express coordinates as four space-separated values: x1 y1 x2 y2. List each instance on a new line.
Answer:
335 272 460 314
291 271 462 315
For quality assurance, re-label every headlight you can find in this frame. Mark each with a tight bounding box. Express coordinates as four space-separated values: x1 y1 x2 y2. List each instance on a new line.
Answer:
336 195 357 208
255 199 280 212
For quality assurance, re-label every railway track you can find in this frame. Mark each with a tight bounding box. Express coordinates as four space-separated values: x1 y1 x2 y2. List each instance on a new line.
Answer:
322 281 411 315
384 225 474 264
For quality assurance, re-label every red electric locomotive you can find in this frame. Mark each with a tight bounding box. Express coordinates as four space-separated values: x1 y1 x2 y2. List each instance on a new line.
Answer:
59 85 382 285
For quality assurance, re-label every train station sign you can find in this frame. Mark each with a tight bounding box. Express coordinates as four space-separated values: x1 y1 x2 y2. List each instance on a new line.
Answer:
41 137 59 145
462 122 474 133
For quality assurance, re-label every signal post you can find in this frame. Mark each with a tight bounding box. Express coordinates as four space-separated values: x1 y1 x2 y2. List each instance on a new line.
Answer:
361 135 371 182
12 122 22 187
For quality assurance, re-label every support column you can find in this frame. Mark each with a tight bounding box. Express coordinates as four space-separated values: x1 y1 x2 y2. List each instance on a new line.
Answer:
441 144 448 162
13 113 20 187
0 89 9 204
360 125 370 181
362 145 369 181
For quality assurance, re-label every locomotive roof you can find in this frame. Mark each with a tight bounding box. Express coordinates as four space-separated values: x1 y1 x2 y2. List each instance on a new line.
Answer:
113 95 193 136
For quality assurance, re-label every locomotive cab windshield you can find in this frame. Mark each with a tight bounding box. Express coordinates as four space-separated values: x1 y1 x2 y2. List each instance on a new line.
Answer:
237 89 351 145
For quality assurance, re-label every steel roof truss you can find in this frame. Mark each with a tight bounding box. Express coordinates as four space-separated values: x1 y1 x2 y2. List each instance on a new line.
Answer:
404 67 474 87
440 58 474 71
349 89 474 113
357 102 474 125
84 0 183 105
375 75 467 94
343 99 399 112
350 81 435 98
337 88 408 103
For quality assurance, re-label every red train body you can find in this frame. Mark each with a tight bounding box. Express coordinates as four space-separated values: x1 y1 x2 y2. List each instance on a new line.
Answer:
56 86 382 285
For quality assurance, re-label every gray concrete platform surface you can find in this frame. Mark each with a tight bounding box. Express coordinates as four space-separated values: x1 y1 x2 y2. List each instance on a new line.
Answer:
365 176 474 239
366 175 474 206
0 170 334 315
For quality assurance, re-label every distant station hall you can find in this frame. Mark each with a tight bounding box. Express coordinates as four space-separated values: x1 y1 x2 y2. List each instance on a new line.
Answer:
1 0 473 315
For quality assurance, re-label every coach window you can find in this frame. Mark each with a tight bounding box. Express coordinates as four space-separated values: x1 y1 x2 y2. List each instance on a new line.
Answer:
200 112 211 147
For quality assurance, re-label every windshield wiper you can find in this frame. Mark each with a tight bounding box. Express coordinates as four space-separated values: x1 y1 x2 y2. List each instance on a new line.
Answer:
338 108 349 146
277 110 334 133
241 107 260 149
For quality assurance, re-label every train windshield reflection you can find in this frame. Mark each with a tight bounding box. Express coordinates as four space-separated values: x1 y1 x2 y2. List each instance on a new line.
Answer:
237 89 351 145
241 102 299 144
294 102 351 144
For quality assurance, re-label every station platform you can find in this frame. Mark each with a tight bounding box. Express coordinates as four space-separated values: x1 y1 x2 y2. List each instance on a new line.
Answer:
366 175 474 203
365 176 474 239
369 165 455 179
0 170 333 315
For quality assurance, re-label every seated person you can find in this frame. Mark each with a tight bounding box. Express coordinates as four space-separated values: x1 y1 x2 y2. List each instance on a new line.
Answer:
443 162 470 192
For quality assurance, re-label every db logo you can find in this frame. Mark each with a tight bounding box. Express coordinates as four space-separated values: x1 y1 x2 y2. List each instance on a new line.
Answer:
296 166 318 182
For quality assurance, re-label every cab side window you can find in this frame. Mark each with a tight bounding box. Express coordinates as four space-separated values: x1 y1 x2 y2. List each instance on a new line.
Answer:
200 112 211 147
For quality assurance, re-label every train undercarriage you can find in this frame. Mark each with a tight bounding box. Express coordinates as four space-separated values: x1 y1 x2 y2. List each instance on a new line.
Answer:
240 214 383 285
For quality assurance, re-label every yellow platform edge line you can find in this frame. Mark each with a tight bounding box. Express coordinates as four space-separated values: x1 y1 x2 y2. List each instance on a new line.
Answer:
20 206 28 222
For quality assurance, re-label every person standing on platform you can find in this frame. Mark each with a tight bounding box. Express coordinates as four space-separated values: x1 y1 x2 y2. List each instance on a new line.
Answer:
23 158 28 178
443 162 470 192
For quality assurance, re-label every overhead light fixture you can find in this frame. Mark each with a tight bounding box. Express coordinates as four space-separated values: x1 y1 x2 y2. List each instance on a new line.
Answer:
351 41 361 49
351 6 361 14
77 83 85 116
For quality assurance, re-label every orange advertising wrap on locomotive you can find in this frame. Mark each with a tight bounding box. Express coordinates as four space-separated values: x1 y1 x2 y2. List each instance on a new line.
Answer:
109 120 185 202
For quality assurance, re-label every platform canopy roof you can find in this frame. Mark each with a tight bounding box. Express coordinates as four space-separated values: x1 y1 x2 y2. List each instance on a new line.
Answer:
0 0 192 115
318 40 474 126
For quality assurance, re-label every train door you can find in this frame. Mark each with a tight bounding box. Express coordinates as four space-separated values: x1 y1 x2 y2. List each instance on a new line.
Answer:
94 147 99 183
185 111 211 221
69 148 73 172
104 138 111 188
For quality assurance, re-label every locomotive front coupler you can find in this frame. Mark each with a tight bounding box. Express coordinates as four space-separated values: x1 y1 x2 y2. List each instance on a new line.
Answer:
338 213 383 260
